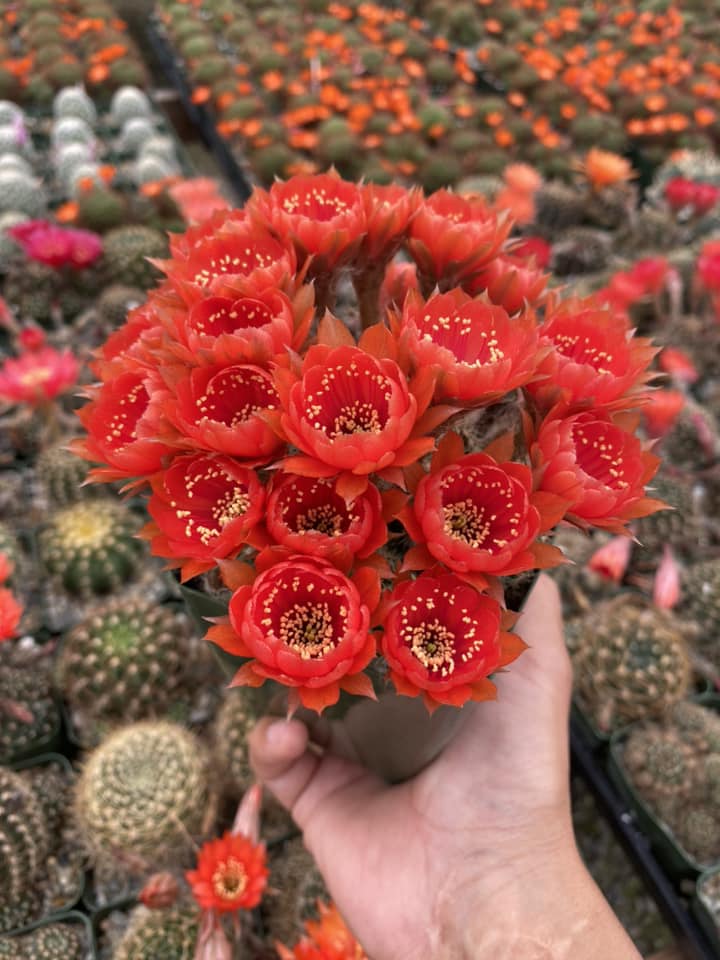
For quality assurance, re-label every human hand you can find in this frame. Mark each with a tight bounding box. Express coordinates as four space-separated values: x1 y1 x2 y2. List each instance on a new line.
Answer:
249 575 641 959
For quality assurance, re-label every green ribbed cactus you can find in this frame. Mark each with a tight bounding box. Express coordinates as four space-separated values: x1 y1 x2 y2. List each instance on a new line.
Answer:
677 559 720 673
39 500 144 598
28 923 84 960
213 690 259 796
77 187 126 232
566 594 692 733
0 922 84 959
112 907 199 960
550 228 612 276
75 721 211 869
96 284 144 328
0 767 49 933
534 181 587 236
3 260 59 326
102 225 168 290
36 442 93 508
57 599 193 742
622 702 720 865
630 472 704 572
0 655 58 762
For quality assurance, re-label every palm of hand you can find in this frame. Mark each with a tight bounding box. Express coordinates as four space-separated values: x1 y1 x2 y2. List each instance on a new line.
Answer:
279 578 571 959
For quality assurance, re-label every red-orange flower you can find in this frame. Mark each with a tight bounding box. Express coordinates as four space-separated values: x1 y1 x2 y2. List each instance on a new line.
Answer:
156 363 284 462
580 148 635 190
208 557 378 713
467 253 549 315
73 371 173 485
406 191 511 292
526 297 656 412
275 337 436 501
160 219 296 299
401 440 553 581
380 571 525 711
531 411 664 533
277 902 367 960
186 831 268 914
0 347 79 407
357 182 421 266
146 453 266 580
162 285 313 366
263 474 387 572
397 288 539 405
248 172 366 275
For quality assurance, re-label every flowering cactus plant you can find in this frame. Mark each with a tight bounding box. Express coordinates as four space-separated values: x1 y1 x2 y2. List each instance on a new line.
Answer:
72 171 665 714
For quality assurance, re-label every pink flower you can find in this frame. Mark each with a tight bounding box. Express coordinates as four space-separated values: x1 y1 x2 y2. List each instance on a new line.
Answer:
587 536 632 583
0 347 79 406
9 221 102 269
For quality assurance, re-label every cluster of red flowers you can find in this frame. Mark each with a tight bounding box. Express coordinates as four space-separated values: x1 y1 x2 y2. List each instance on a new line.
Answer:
8 220 103 270
73 172 664 713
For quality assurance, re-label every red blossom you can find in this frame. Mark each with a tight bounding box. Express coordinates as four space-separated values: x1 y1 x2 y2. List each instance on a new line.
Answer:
207 557 378 713
358 183 421 266
145 453 266 581
379 260 419 314
603 258 675 308
466 254 549 315
248 172 366 275
0 587 22 642
138 872 179 909
380 571 525 711
642 389 685 437
9 220 102 268
509 236 551 268
526 296 656 412
18 327 46 351
73 371 173 485
275 326 438 501
587 536 632 583
406 190 511 293
697 240 720 294
160 219 296 299
0 346 79 406
401 435 559 582
664 177 698 211
155 363 284 463
263 474 388 572
658 348 698 386
397 288 539 405
653 545 680 610
531 410 664 534
186 831 268 914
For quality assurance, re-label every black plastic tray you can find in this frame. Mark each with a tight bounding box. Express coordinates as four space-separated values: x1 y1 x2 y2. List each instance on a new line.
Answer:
145 21 252 205
571 719 718 959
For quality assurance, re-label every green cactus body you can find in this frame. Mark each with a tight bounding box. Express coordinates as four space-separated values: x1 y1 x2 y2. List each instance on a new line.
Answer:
112 907 199 960
102 225 168 290
0 767 49 933
0 659 57 762
677 559 720 671
263 837 329 947
622 702 720 866
36 443 93 508
58 598 192 739
75 721 210 868
213 691 259 796
96 284 144 328
550 227 612 276
630 472 703 572
77 187 126 232
534 182 587 236
567 595 691 733
26 923 83 960
4 260 59 326
39 500 144 598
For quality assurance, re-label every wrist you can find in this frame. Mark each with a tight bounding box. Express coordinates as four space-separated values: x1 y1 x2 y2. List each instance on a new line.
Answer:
431 831 641 960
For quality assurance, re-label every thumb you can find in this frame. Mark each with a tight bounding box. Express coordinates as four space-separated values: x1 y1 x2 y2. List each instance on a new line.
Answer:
248 717 383 833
